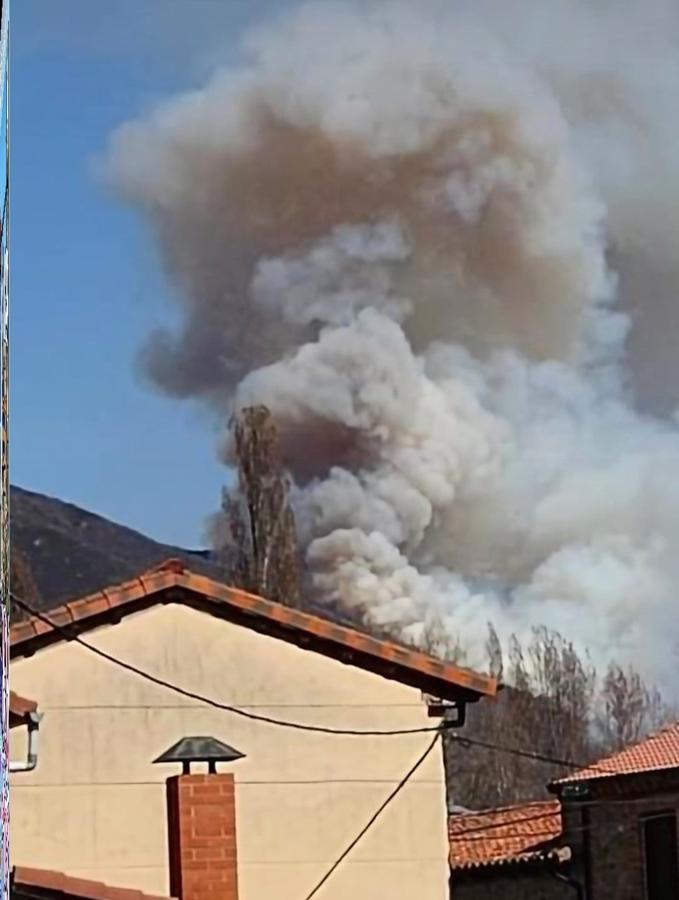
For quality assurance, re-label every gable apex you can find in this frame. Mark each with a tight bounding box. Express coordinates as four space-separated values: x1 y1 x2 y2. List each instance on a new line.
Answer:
11 561 497 704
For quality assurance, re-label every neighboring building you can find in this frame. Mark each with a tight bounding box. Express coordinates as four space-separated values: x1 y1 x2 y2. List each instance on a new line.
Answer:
552 722 679 900
11 867 172 900
9 559 496 900
9 692 38 732
9 691 42 775
448 722 679 900
448 800 572 899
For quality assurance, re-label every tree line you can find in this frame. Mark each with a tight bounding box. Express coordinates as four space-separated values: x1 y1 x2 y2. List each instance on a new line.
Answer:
222 405 672 811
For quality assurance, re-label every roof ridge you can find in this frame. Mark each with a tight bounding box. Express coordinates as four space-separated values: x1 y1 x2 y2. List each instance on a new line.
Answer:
449 798 558 819
17 563 473 661
11 563 497 703
553 719 679 785
645 719 679 739
589 718 679 767
604 719 679 755
148 557 187 575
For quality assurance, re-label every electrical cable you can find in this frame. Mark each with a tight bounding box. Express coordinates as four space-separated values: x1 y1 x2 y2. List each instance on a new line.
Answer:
9 592 624 774
448 801 678 889
301 740 666 900
451 800 679 836
300 731 441 900
9 810 666 900
447 730 618 773
10 593 672 896
10 593 451 738
449 805 562 841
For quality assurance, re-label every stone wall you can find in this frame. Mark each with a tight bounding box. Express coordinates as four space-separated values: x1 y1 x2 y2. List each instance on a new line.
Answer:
450 867 572 900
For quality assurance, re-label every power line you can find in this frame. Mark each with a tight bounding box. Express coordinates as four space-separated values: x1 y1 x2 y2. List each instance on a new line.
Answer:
447 730 618 775
301 743 649 900
10 597 671 893
9 592 620 775
451 805 675 846
10 593 449 738
448 804 678 881
301 732 441 900
449 805 562 841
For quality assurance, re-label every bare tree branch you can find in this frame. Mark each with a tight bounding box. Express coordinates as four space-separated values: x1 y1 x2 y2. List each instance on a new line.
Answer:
220 405 300 607
442 625 672 811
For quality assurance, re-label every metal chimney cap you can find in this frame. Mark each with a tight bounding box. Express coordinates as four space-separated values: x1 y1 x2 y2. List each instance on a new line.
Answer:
153 736 245 771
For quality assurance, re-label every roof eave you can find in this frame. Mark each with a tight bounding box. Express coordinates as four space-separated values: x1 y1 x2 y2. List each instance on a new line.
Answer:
551 766 679 799
10 565 497 703
451 846 572 877
11 866 175 900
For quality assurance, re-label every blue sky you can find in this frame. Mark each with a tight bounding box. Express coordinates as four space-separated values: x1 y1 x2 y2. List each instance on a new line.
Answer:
12 0 291 547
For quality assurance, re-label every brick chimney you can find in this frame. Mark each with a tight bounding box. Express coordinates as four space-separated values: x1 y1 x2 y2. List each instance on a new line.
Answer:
153 736 245 900
166 773 238 900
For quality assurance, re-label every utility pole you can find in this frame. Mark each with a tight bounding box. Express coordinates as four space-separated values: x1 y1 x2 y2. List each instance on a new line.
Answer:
0 2 10 898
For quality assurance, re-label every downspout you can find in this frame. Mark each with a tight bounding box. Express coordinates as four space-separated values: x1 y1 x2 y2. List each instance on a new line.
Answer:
549 779 590 900
435 699 470 899
10 711 43 773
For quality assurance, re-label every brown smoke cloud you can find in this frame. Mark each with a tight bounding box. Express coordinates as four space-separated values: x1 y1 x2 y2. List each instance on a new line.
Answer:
105 0 679 691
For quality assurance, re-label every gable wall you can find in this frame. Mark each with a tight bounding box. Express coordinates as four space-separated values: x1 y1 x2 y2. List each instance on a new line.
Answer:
10 604 449 900
566 789 679 900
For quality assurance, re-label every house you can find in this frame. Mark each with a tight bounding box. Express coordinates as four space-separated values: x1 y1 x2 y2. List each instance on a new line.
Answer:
10 689 173 900
10 560 497 900
9 691 39 731
9 690 41 773
448 721 679 900
448 799 572 899
551 721 679 900
11 867 173 900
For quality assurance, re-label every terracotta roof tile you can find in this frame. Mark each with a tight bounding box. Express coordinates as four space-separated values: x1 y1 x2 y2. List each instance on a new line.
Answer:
449 800 562 870
9 691 38 728
66 595 110 621
555 721 679 785
41 608 76 632
12 866 173 900
10 560 497 703
10 621 37 644
150 559 185 575
103 576 148 608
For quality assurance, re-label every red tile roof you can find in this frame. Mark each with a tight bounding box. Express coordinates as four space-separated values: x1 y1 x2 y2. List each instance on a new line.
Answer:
10 560 497 703
9 690 38 728
555 721 679 785
449 800 563 871
12 867 173 900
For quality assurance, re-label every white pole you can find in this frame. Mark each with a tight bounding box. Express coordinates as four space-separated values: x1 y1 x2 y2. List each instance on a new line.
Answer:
0 1 10 897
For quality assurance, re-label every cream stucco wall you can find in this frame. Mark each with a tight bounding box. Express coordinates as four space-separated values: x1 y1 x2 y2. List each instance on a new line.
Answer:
10 604 450 900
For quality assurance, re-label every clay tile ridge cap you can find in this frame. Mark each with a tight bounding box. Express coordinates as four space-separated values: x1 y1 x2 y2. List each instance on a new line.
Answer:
10 558 497 700
149 558 186 575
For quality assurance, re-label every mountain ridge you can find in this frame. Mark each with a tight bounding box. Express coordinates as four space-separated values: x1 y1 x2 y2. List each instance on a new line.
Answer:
10 484 220 611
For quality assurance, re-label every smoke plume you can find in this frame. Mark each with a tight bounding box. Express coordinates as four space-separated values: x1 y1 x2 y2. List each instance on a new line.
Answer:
105 0 679 690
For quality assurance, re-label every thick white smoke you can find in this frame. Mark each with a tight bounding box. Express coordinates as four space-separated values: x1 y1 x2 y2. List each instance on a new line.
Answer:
105 0 679 690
